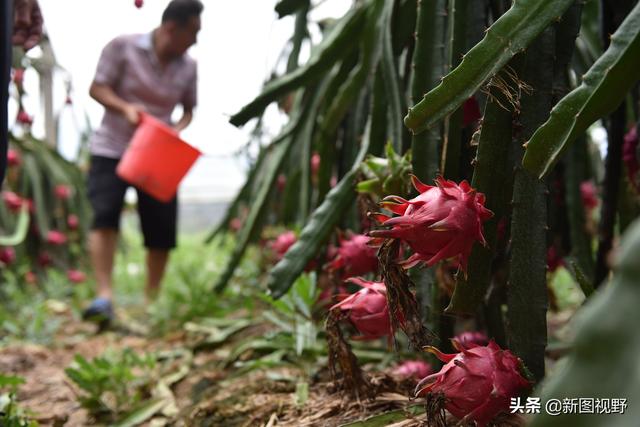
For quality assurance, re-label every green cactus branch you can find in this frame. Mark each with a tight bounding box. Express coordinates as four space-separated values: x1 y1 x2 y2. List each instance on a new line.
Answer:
404 0 574 135
229 3 368 127
446 88 515 316
214 80 329 293
441 0 468 181
267 120 375 299
286 0 309 73
380 0 403 153
507 28 556 383
529 219 640 427
522 2 640 178
275 0 309 19
204 149 267 244
410 0 446 182
0 205 30 246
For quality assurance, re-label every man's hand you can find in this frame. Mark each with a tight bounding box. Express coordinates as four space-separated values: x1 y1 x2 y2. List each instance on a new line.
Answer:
122 103 146 126
13 0 43 51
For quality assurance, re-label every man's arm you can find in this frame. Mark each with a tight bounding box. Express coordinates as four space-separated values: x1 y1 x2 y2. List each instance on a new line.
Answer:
89 82 144 125
173 108 193 133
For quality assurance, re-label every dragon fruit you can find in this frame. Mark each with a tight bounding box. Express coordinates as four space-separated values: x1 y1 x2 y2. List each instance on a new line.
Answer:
463 97 482 128
311 153 321 176
453 331 489 349
25 271 37 285
330 277 392 340
37 252 53 268
13 68 24 86
393 359 432 380
328 233 378 278
416 341 531 427
54 184 72 200
229 217 242 232
7 149 21 167
623 126 639 192
67 214 80 230
16 109 33 125
0 247 16 265
134 0 144 8
2 191 24 212
580 181 598 211
67 269 87 283
46 230 67 245
369 176 492 272
546 245 565 273
269 230 297 261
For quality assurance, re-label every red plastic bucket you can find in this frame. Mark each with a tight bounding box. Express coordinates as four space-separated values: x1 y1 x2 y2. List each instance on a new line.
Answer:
116 113 201 202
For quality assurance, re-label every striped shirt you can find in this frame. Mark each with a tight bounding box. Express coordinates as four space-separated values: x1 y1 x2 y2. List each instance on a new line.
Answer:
90 32 197 158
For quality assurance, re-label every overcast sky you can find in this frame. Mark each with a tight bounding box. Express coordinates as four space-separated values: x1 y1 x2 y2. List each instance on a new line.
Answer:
21 0 350 201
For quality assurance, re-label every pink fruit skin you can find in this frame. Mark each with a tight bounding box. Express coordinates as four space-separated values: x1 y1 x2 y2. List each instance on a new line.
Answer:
328 234 378 278
276 174 287 192
0 247 16 265
453 331 489 349
13 68 25 85
311 153 321 177
269 231 297 260
370 175 492 272
330 277 392 340
67 269 86 283
2 191 23 212
416 341 530 427
393 360 432 380
229 217 242 232
7 149 21 167
54 184 72 200
46 230 67 245
134 0 144 8
623 126 639 192
38 252 52 267
25 271 37 284
580 181 598 211
462 97 481 127
67 214 80 230
16 110 33 125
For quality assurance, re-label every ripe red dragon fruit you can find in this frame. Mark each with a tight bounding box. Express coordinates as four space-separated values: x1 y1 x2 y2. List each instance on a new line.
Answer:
13 68 25 85
54 184 72 200
415 341 531 427
330 277 392 340
369 176 493 272
67 269 87 283
16 109 33 125
462 97 481 128
580 181 598 211
393 359 432 380
269 230 297 260
328 233 378 278
276 174 287 192
2 191 24 212
546 245 564 273
25 271 37 285
311 152 321 176
0 247 16 265
229 217 242 232
134 0 144 8
623 126 639 192
67 214 80 230
453 330 489 349
37 252 53 268
7 149 21 167
46 230 67 245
